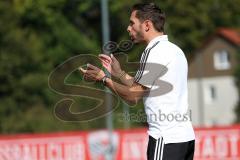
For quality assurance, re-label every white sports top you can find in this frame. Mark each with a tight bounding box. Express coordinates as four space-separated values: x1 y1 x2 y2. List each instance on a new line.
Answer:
134 35 195 144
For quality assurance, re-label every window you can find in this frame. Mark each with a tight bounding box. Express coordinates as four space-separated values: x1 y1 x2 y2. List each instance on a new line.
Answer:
204 85 217 104
213 50 231 70
210 86 216 100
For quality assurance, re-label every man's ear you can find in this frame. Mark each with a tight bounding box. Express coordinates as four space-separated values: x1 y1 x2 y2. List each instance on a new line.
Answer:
144 20 150 32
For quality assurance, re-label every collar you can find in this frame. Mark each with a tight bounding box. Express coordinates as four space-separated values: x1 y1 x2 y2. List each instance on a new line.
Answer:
145 35 168 50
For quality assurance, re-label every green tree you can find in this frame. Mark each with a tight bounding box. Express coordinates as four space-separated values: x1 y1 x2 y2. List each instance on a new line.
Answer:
0 0 102 133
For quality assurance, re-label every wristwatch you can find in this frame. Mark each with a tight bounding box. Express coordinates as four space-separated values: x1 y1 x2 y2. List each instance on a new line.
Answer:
102 75 109 86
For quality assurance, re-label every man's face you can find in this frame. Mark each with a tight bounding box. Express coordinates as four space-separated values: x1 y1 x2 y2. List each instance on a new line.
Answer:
127 10 145 43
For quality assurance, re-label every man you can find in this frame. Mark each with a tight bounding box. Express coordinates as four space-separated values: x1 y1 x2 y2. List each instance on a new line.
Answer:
80 2 195 160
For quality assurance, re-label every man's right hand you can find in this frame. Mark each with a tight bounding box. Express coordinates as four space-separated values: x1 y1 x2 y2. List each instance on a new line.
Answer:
98 54 123 78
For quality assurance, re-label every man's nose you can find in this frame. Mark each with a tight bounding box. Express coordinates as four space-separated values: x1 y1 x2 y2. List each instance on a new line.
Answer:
127 25 131 33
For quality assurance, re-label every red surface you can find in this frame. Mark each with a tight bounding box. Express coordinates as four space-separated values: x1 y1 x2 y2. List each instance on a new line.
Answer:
0 125 240 160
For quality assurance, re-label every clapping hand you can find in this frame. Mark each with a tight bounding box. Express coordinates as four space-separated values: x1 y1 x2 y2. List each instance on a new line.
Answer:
79 63 105 81
98 54 123 78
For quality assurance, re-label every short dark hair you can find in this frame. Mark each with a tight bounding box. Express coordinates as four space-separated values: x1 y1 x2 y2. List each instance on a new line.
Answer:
131 3 165 32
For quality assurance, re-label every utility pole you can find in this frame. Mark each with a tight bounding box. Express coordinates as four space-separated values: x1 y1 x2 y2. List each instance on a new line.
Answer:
101 0 113 159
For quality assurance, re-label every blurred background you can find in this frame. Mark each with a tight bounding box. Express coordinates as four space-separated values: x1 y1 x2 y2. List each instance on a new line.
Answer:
0 0 240 159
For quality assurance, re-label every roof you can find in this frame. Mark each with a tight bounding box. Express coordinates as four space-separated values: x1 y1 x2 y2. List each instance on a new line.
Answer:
197 28 240 53
216 28 240 46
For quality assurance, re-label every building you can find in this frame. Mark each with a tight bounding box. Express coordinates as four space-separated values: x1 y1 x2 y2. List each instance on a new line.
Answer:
188 28 240 126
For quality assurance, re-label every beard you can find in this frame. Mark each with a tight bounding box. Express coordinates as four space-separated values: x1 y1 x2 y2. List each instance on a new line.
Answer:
131 30 144 44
